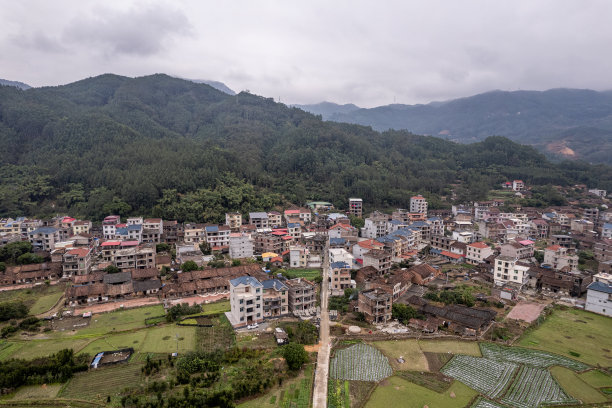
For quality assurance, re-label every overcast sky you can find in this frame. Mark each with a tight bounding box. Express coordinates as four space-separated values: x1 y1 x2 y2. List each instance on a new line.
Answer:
1 0 611 107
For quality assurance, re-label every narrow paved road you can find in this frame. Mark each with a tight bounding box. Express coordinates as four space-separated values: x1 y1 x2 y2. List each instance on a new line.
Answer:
313 243 330 408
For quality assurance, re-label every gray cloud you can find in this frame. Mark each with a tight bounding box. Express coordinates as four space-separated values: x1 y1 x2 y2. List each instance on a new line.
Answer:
1 1 611 107
62 4 193 56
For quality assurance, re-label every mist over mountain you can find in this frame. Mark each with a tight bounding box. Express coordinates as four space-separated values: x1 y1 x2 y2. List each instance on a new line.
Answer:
297 89 612 164
291 102 360 120
184 79 236 95
0 78 31 90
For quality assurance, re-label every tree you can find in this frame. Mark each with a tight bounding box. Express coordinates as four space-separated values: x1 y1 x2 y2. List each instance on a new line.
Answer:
104 265 120 274
231 259 241 266
282 343 308 370
156 243 170 253
392 303 420 324
16 253 44 265
199 242 211 255
181 261 199 272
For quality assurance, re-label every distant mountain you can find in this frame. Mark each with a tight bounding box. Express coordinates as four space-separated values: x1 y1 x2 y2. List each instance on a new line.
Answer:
0 78 31 90
321 89 612 164
185 79 235 95
292 101 360 120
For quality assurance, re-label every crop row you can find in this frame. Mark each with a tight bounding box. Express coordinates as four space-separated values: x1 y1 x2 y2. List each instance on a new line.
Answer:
441 355 517 398
329 343 392 382
470 398 508 408
480 343 588 371
501 366 576 408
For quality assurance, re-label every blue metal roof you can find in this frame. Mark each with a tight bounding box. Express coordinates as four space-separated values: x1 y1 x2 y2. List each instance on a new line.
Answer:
261 279 288 291
287 223 301 228
127 224 142 231
230 276 263 287
587 281 612 294
330 238 346 245
115 228 128 235
205 225 219 233
29 227 58 235
330 261 350 269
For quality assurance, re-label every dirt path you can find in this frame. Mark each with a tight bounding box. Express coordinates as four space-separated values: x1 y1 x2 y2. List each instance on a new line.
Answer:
312 242 331 408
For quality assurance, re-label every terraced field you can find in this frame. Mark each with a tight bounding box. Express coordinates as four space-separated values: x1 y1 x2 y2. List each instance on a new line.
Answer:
480 343 588 371
60 362 144 401
441 355 517 398
501 366 575 408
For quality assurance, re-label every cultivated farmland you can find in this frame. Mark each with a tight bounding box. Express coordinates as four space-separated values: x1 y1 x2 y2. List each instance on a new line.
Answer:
441 355 517 398
330 343 392 382
501 366 576 408
480 343 588 371
60 362 144 402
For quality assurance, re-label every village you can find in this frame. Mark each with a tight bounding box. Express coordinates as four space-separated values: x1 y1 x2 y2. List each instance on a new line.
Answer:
1 181 612 407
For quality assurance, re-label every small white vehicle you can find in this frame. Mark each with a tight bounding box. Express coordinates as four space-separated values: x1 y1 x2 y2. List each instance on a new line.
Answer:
247 323 259 330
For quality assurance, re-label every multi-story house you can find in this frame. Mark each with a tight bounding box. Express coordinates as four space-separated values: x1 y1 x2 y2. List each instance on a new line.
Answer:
28 227 60 251
466 242 494 265
142 218 163 243
249 212 269 229
62 247 92 276
101 240 122 262
585 272 612 317
72 221 92 236
184 223 206 244
362 249 392 275
602 223 612 239
205 225 231 251
512 180 525 191
428 217 444 236
410 195 428 214
362 211 389 239
299 208 312 224
127 217 143 225
330 261 353 291
115 224 143 242
349 198 363 218
494 256 530 286
262 279 289 318
225 212 243 231
285 278 316 312
583 207 599 224
162 220 182 243
229 276 264 327
102 215 121 239
267 211 283 228
290 245 310 268
530 219 549 239
329 248 355 267
358 288 392 324
254 233 284 255
543 245 578 271
594 238 612 262
229 233 254 259
499 241 533 260
287 223 301 240
114 245 156 270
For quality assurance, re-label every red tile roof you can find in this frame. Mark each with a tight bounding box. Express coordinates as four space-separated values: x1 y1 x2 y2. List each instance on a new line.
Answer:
468 242 489 249
67 248 90 257
440 251 464 259
546 245 562 251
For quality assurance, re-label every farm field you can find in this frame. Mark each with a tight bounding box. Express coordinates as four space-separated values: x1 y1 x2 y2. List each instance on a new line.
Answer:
550 366 609 404
9 384 62 400
238 364 314 408
365 376 477 408
140 325 196 353
579 369 612 388
3 337 91 360
518 308 612 367
373 340 429 371
200 299 230 315
60 362 144 402
196 314 235 352
330 343 392 382
77 330 148 356
29 291 64 315
501 366 575 408
79 305 164 335
0 283 66 309
418 339 481 356
284 268 321 280
441 354 517 398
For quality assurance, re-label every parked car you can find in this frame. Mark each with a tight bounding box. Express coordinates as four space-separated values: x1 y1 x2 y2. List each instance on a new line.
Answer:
247 323 259 330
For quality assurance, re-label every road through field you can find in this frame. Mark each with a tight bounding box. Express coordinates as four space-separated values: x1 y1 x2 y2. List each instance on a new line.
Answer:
312 242 330 408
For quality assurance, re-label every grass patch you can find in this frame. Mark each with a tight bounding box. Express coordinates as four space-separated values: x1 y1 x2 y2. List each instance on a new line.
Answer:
0 284 66 309
78 305 164 336
3 338 91 360
10 384 62 400
140 325 196 353
60 362 144 401
365 376 477 408
518 308 612 366
196 314 235 352
579 369 612 388
373 340 429 371
418 339 481 356
550 366 609 404
77 331 148 356
396 370 453 393
29 291 64 315
201 300 230 315
284 269 321 280
0 341 24 361
237 364 314 408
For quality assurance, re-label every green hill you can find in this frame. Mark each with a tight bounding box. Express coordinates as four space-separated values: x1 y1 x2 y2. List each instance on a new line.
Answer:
0 74 610 222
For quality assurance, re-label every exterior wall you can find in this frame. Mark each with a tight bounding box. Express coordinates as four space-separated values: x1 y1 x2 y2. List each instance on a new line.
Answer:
229 234 254 259
410 196 428 214
585 289 612 317
225 213 242 230
494 257 529 286
358 289 392 324
330 267 352 290
230 282 264 327
349 198 363 218
466 244 494 265
263 287 289 317
286 279 316 312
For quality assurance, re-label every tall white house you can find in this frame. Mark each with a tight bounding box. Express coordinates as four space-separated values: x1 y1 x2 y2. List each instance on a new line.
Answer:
229 276 264 327
585 273 612 317
410 195 428 214
494 256 530 286
229 233 254 259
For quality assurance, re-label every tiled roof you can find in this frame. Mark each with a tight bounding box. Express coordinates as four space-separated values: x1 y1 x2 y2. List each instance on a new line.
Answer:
469 242 489 249
262 279 288 291
587 281 612 294
230 276 263 287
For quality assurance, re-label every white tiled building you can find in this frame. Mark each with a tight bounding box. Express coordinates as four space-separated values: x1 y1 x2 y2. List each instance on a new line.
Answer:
585 273 612 317
410 195 428 214
229 233 254 259
494 256 530 286
229 276 264 327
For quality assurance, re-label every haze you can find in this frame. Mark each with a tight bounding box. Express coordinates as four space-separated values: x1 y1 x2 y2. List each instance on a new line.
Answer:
1 0 611 107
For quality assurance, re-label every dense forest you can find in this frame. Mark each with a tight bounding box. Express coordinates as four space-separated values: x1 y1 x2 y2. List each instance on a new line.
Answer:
0 74 611 223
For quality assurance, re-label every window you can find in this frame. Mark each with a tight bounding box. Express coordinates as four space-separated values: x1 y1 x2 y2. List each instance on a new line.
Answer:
240 307 244 312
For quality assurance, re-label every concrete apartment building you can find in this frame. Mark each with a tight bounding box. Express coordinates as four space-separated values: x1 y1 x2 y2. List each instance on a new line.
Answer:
330 261 353 291
229 276 264 327
62 247 92 276
72 221 91 235
102 215 121 239
494 256 530 286
349 198 363 218
28 227 60 251
184 223 206 244
262 279 289 318
229 233 254 259
362 211 389 239
544 245 578 271
114 245 156 270
267 211 283 228
358 288 392 324
249 212 269 229
410 195 428 214
362 249 392 275
142 218 163 243
285 278 316 312
205 225 231 251
225 212 243 231
465 241 494 265
290 245 310 268
585 273 612 317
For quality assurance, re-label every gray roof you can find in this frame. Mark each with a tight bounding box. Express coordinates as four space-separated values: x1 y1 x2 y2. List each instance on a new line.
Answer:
261 279 288 291
29 227 58 235
103 272 132 284
230 275 263 288
249 212 268 219
133 279 161 292
587 281 612 294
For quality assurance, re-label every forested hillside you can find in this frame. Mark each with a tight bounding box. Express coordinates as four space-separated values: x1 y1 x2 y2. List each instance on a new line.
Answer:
0 74 610 223
299 89 612 164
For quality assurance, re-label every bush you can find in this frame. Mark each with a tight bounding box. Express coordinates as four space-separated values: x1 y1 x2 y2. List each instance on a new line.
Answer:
181 260 199 272
282 343 308 370
166 303 202 322
0 301 29 321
